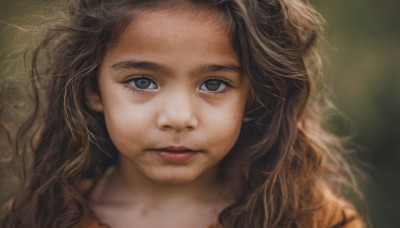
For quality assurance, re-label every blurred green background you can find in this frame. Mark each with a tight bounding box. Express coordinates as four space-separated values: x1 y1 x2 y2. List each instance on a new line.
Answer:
313 1 400 227
1 0 399 227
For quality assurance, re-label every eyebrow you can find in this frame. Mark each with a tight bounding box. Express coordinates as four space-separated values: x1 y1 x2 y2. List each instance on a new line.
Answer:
110 60 242 76
194 63 243 76
111 60 170 73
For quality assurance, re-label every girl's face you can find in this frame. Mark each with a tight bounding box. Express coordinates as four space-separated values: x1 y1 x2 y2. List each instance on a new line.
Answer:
89 7 249 184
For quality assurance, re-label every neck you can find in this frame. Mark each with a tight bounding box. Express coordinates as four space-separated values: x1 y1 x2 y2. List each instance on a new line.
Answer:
94 158 229 210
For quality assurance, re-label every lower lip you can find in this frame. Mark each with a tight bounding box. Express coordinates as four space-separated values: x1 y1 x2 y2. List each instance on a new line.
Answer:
155 151 197 163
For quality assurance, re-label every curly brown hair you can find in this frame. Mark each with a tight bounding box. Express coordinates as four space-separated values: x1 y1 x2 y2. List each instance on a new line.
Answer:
1 0 363 227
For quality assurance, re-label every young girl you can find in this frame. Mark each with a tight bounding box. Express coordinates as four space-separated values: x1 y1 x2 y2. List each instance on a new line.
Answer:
0 0 365 227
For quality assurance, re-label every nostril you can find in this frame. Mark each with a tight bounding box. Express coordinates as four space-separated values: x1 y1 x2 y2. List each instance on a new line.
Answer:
156 91 198 131
156 110 198 132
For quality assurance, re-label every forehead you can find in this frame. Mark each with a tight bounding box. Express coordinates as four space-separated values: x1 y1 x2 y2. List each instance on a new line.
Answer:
107 4 231 46
103 6 238 67
133 11 223 40
125 6 228 38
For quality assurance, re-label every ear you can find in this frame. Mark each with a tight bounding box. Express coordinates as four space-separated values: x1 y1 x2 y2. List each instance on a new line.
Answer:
84 79 103 112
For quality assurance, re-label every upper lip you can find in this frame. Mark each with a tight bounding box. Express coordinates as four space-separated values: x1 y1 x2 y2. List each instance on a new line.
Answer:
152 146 198 152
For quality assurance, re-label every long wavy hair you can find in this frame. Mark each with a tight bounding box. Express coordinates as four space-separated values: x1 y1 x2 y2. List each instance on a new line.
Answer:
0 0 362 227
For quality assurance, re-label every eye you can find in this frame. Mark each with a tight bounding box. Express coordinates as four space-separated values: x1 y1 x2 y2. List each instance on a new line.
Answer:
127 77 158 90
199 79 228 92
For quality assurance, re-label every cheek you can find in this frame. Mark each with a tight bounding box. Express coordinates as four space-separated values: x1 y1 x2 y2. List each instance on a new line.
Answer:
205 103 245 153
103 107 149 153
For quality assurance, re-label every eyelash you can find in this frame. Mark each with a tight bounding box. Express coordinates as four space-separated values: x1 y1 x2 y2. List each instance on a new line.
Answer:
200 77 233 94
124 75 233 94
124 75 158 93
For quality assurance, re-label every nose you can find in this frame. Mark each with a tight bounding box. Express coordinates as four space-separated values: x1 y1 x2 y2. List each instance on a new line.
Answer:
156 90 198 132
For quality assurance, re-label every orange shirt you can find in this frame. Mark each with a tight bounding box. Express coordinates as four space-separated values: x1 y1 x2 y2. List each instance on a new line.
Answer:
76 169 364 228
77 203 364 228
77 213 222 228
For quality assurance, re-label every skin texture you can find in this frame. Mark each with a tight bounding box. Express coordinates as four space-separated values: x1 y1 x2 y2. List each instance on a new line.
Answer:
86 7 249 228
0 1 365 227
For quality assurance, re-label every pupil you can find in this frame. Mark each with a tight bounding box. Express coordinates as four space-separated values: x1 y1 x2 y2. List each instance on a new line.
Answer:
135 78 151 89
205 80 221 91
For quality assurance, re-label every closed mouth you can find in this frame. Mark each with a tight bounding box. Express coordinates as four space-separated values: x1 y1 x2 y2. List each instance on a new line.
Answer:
152 146 199 153
150 146 200 163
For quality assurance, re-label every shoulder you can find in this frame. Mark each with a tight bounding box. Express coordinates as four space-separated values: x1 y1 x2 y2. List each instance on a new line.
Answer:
315 192 365 228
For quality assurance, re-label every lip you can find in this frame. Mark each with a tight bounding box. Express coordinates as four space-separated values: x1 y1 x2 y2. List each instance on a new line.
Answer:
151 146 199 164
